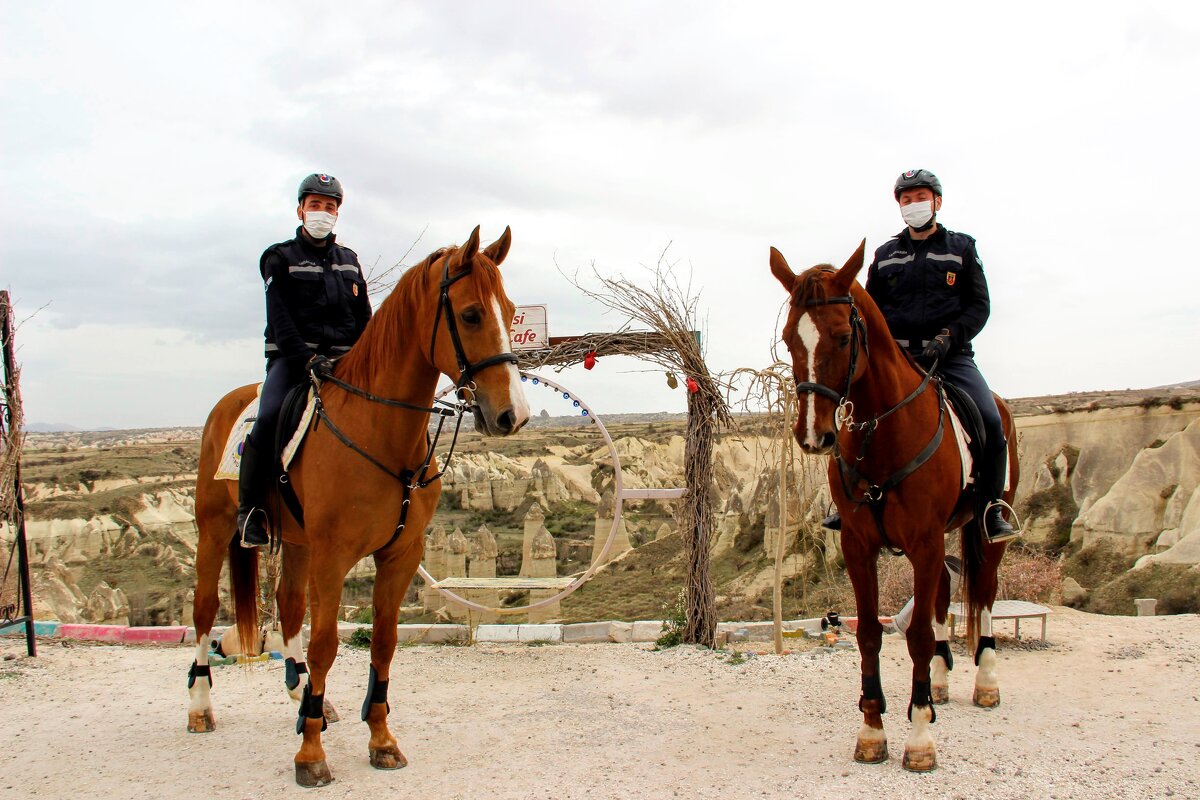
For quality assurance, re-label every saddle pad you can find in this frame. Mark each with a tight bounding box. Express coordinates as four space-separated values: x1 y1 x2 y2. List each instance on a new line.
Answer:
214 393 261 481
945 401 974 491
281 390 317 471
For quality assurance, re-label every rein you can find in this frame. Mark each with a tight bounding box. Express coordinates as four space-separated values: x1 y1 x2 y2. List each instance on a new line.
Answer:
299 254 519 554
796 292 945 554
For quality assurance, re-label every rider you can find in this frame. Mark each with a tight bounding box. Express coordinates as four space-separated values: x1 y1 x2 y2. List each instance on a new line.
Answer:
823 169 1016 543
235 173 373 547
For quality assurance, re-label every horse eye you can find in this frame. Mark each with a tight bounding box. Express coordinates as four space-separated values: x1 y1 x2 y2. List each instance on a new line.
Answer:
839 334 851 348
461 307 483 325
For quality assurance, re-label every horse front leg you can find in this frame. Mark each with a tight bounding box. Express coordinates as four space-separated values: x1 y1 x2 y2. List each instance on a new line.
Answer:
973 605 1000 707
362 529 424 770
292 559 347 788
842 532 887 764
902 552 943 773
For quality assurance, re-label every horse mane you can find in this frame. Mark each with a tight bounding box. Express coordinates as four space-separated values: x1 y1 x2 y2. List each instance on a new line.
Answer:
337 243 507 387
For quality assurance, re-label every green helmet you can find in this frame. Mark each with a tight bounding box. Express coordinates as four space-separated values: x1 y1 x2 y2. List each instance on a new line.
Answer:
893 169 942 200
297 173 343 205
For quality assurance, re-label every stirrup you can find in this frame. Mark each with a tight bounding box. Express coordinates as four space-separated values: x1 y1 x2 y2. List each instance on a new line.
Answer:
982 500 1022 543
238 508 270 549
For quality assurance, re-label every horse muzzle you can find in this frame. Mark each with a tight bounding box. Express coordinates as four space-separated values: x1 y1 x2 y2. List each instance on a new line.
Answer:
472 404 528 436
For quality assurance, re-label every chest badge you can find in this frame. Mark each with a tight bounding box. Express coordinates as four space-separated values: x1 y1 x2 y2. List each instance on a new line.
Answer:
946 272 956 286
352 283 359 296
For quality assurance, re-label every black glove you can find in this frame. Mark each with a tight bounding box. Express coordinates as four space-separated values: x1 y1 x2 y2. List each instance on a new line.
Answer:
922 328 953 362
306 354 334 380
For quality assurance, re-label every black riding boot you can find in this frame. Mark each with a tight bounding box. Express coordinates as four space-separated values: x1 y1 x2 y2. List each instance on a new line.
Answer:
235 437 270 548
821 512 842 531
983 442 1017 543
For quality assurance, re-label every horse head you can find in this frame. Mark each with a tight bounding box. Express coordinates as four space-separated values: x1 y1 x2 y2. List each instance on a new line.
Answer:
769 240 868 454
430 225 530 436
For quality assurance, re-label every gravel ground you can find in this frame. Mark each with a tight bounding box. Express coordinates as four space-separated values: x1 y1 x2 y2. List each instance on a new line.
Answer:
1 607 1198 799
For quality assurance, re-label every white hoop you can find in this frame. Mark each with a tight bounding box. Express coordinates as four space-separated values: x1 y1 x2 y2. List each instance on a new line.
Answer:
418 371 632 616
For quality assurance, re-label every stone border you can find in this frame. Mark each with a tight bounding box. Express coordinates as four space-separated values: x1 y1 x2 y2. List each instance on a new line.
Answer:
4 618 846 646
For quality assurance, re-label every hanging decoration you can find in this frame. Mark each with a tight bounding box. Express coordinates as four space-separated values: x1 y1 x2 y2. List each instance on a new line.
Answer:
666 372 678 389
583 351 597 370
686 376 699 394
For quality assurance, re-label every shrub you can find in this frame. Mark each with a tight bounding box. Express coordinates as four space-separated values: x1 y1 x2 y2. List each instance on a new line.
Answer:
996 544 1061 603
655 588 688 649
1086 563 1200 615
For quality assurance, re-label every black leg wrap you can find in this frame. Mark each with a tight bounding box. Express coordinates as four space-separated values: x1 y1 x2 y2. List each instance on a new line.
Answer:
187 661 212 689
975 635 996 666
361 664 391 721
934 639 954 671
295 681 327 734
858 673 886 714
908 678 936 723
285 657 308 691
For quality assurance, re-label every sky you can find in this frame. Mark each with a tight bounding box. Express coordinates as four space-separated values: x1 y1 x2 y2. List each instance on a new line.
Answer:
3 1 1198 429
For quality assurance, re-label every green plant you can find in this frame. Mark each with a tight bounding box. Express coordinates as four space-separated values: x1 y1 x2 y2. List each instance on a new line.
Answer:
725 651 746 665
525 639 555 647
655 587 688 649
347 628 372 649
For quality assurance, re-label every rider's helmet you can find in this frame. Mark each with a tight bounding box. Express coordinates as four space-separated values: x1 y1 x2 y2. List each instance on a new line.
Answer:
297 173 343 205
893 169 942 200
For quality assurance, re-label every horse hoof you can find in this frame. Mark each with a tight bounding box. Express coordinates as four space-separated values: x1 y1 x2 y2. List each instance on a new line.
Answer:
369 745 408 770
853 739 888 764
902 746 938 772
187 709 216 733
322 699 340 724
973 687 1000 708
931 685 950 705
295 760 334 788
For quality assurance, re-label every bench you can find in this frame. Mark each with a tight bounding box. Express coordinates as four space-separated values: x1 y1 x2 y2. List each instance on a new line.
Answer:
947 600 1051 641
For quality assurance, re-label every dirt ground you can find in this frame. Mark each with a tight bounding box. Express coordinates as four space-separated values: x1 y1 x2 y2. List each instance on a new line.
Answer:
1 607 1198 799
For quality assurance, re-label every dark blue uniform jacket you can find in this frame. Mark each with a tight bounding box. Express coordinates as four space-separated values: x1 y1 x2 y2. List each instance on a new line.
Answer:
260 227 372 361
864 226 990 355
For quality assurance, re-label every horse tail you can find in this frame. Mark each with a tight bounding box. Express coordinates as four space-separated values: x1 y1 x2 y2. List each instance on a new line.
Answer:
959 518 985 653
228 538 259 656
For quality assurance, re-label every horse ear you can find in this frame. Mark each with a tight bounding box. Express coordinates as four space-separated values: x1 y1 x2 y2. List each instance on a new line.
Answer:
449 225 482 272
769 247 796 292
482 226 512 267
835 239 867 289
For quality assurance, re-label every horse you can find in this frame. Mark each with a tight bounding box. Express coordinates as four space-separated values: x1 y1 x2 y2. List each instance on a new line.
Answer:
769 241 1016 772
188 225 530 787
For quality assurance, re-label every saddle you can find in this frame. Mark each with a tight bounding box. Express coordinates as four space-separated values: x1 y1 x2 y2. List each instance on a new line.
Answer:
214 382 318 526
937 377 1010 506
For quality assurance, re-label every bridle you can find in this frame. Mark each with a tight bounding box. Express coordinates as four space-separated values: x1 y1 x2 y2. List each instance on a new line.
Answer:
296 251 520 553
793 288 945 554
430 258 520 394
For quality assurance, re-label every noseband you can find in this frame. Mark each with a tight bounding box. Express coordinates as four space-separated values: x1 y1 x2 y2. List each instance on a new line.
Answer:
431 259 520 393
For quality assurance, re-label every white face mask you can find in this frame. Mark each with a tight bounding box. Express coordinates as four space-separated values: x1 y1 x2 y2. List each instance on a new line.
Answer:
303 210 337 239
900 200 935 230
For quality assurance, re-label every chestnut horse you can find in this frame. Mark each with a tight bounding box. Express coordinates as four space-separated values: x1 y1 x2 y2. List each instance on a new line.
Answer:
770 241 1016 772
188 226 529 787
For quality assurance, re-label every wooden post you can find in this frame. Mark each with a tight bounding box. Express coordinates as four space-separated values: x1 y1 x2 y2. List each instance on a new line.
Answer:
0 291 36 656
682 390 715 647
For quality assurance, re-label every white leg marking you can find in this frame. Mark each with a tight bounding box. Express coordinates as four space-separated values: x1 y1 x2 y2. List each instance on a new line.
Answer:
491 297 530 423
931 618 950 691
858 722 887 744
189 634 212 713
795 313 822 448
980 606 993 637
977 646 999 690
905 704 936 752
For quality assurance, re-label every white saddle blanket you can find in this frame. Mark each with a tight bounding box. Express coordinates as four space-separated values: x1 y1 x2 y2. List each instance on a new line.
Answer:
213 387 317 480
944 394 1011 493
